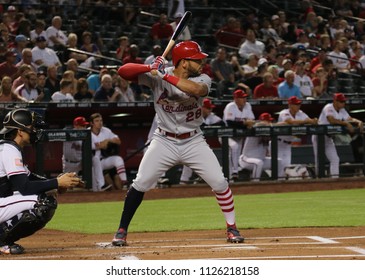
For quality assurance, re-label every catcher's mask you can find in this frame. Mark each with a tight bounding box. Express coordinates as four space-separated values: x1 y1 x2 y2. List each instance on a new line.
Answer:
0 108 45 143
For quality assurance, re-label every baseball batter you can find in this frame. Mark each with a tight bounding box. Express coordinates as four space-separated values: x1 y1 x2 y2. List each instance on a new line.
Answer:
90 113 127 192
278 96 317 176
62 116 89 174
0 108 78 255
239 113 285 181
312 93 363 177
223 89 255 181
112 41 244 246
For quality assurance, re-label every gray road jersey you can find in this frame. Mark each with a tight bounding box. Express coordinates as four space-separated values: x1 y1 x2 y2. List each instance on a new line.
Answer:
139 67 212 134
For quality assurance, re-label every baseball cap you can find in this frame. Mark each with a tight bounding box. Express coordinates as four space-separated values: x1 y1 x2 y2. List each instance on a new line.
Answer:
282 58 292 65
35 36 47 42
271 15 279 21
73 116 89 127
258 57 268 66
202 98 216 109
233 89 248 98
15 34 27 42
288 96 302 105
333 93 346 102
308 33 317 39
259 112 274 121
7 5 16 12
295 60 305 66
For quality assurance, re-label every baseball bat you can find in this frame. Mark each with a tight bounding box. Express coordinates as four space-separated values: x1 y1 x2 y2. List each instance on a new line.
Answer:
151 11 192 75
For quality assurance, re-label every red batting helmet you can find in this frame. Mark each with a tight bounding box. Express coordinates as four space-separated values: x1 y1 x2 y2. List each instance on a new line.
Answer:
172 41 208 66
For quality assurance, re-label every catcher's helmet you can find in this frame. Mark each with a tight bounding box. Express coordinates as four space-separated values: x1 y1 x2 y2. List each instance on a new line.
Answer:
172 41 208 66
0 108 44 143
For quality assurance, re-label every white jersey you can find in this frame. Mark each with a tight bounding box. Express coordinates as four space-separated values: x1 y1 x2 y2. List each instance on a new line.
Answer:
318 103 350 124
63 140 82 163
51 91 74 102
46 26 67 48
204 112 222 125
91 127 119 159
294 74 313 97
242 136 268 159
328 51 349 70
0 142 29 178
278 108 310 141
15 84 39 101
31 46 61 68
139 66 211 134
223 101 255 125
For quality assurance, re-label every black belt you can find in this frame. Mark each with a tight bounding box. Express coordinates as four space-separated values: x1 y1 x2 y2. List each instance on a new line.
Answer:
158 128 197 139
65 159 80 163
278 138 292 144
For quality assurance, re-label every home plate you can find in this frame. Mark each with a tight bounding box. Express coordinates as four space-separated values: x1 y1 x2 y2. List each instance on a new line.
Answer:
96 242 118 248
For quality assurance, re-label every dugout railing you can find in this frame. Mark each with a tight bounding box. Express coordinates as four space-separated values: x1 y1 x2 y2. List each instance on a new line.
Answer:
202 124 365 180
34 129 92 189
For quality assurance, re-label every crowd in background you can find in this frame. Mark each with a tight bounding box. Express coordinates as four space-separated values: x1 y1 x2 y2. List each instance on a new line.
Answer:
1 1 365 104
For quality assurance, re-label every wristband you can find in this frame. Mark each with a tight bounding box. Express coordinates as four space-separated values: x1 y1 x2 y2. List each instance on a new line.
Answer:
163 74 180 86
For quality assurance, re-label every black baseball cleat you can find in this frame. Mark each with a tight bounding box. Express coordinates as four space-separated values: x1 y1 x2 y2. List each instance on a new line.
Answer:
0 243 25 254
112 228 128 246
100 184 112 192
226 227 245 243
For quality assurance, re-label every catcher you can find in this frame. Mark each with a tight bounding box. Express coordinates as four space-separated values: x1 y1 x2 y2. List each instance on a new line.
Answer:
0 108 81 255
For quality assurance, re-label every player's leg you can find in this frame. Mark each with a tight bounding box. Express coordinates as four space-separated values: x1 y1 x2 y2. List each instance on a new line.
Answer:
229 138 242 178
278 142 291 177
324 137 340 178
112 137 178 246
179 165 193 184
239 155 263 181
312 135 318 177
101 156 127 183
92 156 106 191
182 138 244 243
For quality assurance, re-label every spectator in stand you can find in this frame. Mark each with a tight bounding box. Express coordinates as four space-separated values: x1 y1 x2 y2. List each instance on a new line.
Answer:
260 17 281 43
115 36 130 62
349 42 363 72
267 65 284 86
238 29 265 60
87 67 109 95
65 58 84 79
293 60 314 98
170 13 191 41
312 66 329 98
93 74 120 102
74 16 103 51
44 65 60 96
46 16 67 50
253 72 279 99
277 10 289 37
0 76 26 102
15 71 41 102
35 70 52 102
0 23 13 49
319 34 332 51
12 64 31 92
278 70 301 99
244 58 268 93
223 89 255 181
31 36 62 70
150 13 173 46
144 44 162 66
229 52 245 82
64 33 94 70
62 70 78 96
265 44 278 65
278 58 293 78
210 47 235 98
0 51 18 80
328 40 351 72
122 44 143 64
113 75 135 102
30 19 47 45
74 77 93 101
215 16 245 48
51 79 75 102
241 53 258 80
15 48 37 72
306 33 320 53
309 48 327 73
12 35 28 64
80 31 101 55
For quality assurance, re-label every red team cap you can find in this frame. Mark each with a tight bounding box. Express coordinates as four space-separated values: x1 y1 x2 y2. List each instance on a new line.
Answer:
73 116 89 127
233 89 248 98
288 96 302 105
172 41 208 65
202 98 216 109
259 112 274 121
333 93 346 102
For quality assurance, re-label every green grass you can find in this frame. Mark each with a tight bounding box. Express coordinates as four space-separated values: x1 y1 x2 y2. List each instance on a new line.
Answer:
47 188 365 234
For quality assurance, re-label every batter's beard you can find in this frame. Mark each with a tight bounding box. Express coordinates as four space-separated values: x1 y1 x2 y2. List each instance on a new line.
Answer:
188 66 201 77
